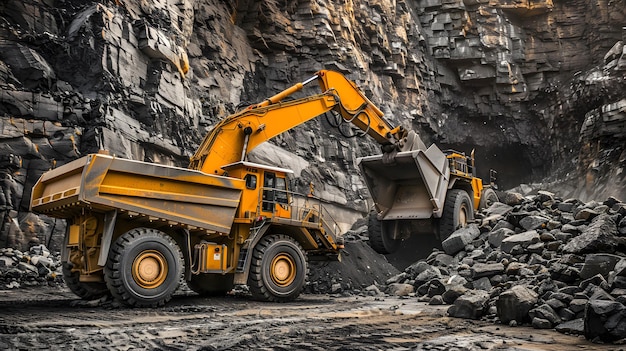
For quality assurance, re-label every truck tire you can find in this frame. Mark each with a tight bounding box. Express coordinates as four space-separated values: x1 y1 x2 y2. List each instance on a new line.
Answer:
367 211 400 254
104 228 183 307
62 262 109 300
439 189 474 241
479 188 499 210
248 234 308 302
187 274 234 296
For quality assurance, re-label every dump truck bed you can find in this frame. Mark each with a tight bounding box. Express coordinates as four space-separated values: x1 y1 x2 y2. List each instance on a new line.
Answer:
31 153 245 234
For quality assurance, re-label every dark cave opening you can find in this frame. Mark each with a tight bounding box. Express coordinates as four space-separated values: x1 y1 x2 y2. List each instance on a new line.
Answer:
439 142 545 191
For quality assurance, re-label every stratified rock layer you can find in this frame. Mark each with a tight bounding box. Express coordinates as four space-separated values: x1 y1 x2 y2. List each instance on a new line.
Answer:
0 1 625 249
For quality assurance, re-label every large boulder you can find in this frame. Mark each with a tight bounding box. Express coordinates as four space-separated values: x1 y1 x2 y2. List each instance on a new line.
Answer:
500 230 540 254
579 253 623 280
447 290 490 320
496 285 538 324
563 215 619 254
584 299 626 342
442 224 480 255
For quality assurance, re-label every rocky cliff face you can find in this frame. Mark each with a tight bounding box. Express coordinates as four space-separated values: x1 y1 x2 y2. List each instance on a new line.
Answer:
0 0 625 249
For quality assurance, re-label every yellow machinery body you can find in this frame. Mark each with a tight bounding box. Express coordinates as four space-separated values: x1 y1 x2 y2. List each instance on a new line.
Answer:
29 69 494 305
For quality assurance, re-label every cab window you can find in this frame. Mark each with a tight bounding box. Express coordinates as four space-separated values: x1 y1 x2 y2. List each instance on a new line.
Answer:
275 177 288 205
245 174 257 189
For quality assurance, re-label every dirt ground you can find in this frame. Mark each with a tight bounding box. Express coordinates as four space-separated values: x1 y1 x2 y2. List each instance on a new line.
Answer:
0 287 621 351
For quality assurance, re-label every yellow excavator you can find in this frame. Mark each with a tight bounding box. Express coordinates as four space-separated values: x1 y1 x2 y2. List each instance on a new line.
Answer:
30 70 496 307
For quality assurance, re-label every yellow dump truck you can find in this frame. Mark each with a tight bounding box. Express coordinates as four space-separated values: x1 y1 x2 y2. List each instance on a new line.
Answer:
31 70 496 307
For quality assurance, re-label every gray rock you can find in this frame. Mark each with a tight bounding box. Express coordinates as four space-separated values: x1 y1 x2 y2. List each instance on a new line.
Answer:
430 253 456 267
503 192 524 206
519 215 549 231
426 279 446 297
447 290 490 320
481 203 514 226
529 304 561 327
613 258 626 277
558 308 577 321
488 227 514 248
561 224 583 235
500 230 540 254
492 220 515 232
575 208 600 221
584 299 626 342
405 261 432 277
442 284 468 304
562 215 619 254
442 224 480 255
588 286 614 301
505 261 525 276
569 298 588 313
428 295 445 305
532 317 553 329
558 202 575 213
536 190 555 203
496 285 538 324
555 318 585 335
386 283 414 296
385 272 407 285
472 277 492 291
580 253 623 280
546 298 566 310
414 266 442 286
471 262 505 279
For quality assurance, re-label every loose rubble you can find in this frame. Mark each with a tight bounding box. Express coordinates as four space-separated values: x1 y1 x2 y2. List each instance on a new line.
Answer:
383 190 626 344
0 244 63 289
306 219 400 296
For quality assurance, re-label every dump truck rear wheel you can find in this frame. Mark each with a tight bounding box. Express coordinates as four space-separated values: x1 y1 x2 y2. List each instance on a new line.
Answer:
62 262 109 300
367 211 400 254
187 274 234 296
248 234 307 302
479 188 499 210
104 228 183 307
439 189 474 241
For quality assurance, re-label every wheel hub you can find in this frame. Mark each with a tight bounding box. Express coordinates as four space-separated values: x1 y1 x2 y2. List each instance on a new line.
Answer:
270 254 296 287
132 250 167 289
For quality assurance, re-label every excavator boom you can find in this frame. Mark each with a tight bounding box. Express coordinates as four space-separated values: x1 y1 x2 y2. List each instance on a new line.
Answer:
189 70 406 175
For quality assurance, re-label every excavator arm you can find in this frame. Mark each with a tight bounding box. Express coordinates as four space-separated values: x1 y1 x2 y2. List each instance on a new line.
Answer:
189 70 407 175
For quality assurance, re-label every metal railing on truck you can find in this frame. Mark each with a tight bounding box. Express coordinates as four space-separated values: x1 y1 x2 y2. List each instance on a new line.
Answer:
260 187 342 240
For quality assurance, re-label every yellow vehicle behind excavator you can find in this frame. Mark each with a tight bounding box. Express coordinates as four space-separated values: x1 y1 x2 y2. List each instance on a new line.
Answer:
30 70 496 307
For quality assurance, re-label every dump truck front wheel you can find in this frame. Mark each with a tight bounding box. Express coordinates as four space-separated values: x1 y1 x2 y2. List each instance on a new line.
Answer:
248 234 308 302
62 262 109 300
439 189 474 241
104 228 183 307
187 274 234 296
479 188 499 210
367 211 400 254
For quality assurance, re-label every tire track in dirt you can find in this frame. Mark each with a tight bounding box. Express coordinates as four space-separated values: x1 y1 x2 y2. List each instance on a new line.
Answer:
0 288 619 351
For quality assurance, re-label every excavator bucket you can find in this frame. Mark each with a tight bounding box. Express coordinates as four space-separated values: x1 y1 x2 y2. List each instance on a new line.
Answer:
358 143 450 220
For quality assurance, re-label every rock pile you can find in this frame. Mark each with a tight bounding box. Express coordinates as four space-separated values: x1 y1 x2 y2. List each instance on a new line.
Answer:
0 244 63 289
384 190 626 343
306 221 400 296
